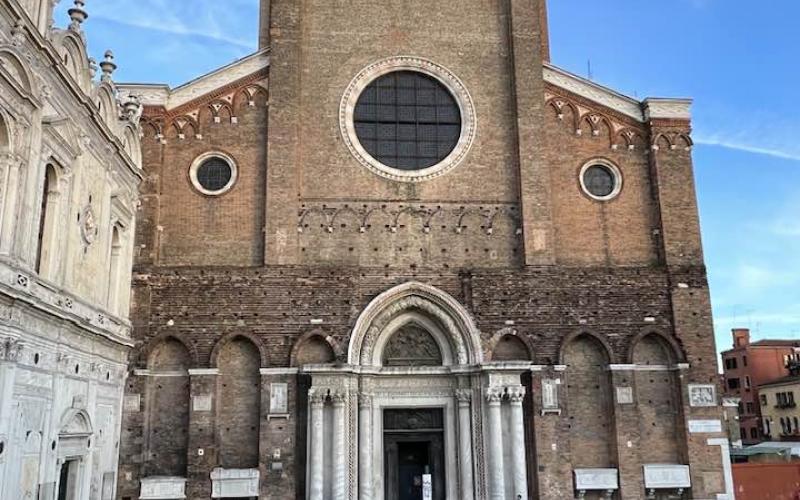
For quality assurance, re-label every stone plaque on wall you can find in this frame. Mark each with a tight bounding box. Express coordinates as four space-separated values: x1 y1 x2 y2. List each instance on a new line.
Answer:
270 383 288 414
688 384 717 407
688 419 722 434
574 468 619 491
541 378 560 414
123 394 140 413
643 464 691 489
193 395 212 412
616 387 634 405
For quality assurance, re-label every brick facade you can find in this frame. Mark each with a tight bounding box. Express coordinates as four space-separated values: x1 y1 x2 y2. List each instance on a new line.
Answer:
116 1 728 499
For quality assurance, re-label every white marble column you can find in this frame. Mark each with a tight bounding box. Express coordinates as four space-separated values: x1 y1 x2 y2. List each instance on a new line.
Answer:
456 389 474 500
358 393 373 500
508 386 529 500
0 338 20 500
332 391 347 500
308 390 326 500
486 388 505 500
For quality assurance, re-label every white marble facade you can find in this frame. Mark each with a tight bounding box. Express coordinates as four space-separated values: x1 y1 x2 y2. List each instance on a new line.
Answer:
304 282 532 500
0 1 142 499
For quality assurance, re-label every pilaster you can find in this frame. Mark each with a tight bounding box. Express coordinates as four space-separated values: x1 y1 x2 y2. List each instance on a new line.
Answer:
186 370 218 500
508 0 553 265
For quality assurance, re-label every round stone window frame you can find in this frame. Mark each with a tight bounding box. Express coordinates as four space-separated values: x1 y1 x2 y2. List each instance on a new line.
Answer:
579 158 623 202
189 151 239 196
340 56 477 183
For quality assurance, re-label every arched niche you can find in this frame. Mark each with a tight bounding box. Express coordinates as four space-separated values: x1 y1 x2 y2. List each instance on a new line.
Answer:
144 338 190 477
489 332 532 362
348 281 482 367
632 333 682 464
563 333 614 469
0 49 33 94
217 336 261 468
292 333 336 367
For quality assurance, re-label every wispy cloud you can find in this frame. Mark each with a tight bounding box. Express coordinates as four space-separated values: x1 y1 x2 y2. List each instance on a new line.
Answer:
71 0 256 50
694 136 800 163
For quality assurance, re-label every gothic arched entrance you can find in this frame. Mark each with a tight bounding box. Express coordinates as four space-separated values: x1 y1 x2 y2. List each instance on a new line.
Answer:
303 282 531 500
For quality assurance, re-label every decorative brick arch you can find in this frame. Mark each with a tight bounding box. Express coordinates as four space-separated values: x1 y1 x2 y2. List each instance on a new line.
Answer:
626 327 686 365
140 332 199 369
558 329 616 365
209 332 268 368
347 281 483 367
485 327 535 362
290 329 340 367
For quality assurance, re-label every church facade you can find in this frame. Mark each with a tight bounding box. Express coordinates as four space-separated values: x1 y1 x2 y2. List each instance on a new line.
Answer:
117 1 731 499
0 0 143 499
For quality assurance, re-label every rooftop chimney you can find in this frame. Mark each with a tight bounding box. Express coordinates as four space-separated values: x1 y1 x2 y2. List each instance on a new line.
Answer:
732 328 751 348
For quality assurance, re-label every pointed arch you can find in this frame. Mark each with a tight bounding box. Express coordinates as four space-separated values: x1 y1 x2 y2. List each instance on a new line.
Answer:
558 329 615 365
486 328 535 362
290 330 339 366
348 282 482 367
628 328 685 365
210 331 268 368
141 332 198 369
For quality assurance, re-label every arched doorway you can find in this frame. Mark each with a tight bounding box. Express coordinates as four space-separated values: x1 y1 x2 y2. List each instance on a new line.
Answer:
303 282 532 500
55 409 93 500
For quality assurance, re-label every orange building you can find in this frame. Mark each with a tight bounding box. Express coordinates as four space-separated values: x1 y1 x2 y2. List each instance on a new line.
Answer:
722 329 800 444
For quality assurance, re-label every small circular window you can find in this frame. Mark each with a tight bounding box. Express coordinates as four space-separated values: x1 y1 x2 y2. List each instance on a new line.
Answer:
341 57 476 183
580 160 622 201
189 152 238 196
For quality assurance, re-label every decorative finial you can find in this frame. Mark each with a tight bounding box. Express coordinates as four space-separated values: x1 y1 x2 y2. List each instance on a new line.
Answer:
99 50 116 82
123 94 143 124
88 57 98 79
68 0 88 31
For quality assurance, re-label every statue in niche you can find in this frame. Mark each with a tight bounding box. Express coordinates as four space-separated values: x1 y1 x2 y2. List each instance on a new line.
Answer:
382 324 443 367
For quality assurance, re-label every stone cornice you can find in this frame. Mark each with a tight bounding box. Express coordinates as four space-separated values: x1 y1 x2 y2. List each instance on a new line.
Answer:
0 259 133 348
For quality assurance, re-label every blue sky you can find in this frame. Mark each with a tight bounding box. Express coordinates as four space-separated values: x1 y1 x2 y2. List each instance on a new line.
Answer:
58 1 800 356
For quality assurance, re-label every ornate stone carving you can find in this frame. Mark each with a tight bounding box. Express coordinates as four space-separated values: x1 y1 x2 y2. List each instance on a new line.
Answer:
382 324 443 367
507 386 526 404
688 384 717 407
0 337 23 362
455 389 472 405
330 391 346 406
485 388 503 404
541 378 559 413
358 393 373 409
308 389 326 406
80 204 98 245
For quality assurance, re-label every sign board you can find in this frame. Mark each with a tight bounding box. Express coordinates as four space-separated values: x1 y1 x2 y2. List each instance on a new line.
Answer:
422 474 432 500
688 419 722 434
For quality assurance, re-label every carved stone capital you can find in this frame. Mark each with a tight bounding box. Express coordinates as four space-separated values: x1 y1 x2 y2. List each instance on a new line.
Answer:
507 386 526 404
330 391 347 406
455 389 472 406
308 389 326 406
0 337 23 362
485 388 503 405
358 393 373 409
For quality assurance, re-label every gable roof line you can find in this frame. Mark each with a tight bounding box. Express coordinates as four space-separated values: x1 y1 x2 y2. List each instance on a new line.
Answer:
118 48 270 111
543 62 692 123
